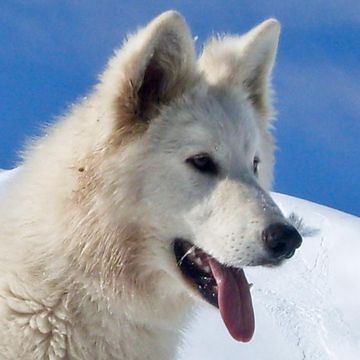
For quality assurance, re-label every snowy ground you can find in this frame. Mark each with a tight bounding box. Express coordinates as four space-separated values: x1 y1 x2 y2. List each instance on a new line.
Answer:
0 170 359 359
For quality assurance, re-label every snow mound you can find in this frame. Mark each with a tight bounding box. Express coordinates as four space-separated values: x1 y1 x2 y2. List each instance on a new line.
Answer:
0 168 20 197
0 170 359 359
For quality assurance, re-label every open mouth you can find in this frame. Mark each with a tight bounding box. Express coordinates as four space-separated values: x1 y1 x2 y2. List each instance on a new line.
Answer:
174 239 255 342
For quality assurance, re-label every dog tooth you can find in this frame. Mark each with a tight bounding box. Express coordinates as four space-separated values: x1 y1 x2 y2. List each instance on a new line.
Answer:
203 265 210 273
194 257 203 266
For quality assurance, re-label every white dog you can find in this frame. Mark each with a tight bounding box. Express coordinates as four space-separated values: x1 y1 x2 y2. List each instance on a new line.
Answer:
0 11 301 359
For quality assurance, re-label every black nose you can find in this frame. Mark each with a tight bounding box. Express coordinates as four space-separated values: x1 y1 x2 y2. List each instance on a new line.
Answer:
263 223 302 260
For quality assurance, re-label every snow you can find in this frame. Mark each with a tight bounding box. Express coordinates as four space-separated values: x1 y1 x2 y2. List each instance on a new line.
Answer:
0 168 20 197
0 170 359 359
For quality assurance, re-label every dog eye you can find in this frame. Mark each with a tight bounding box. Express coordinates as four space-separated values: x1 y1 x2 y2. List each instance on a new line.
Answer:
253 156 260 176
186 154 218 175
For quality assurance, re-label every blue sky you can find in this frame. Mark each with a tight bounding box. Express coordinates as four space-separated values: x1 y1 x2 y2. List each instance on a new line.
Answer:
0 1 359 215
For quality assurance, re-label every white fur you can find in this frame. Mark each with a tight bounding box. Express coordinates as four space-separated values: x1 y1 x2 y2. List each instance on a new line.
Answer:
0 11 288 359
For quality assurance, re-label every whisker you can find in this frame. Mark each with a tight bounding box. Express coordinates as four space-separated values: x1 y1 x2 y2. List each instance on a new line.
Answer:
177 245 196 266
287 212 320 237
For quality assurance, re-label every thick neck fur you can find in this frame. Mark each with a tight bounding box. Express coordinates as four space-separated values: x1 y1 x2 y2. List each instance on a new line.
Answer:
0 94 193 359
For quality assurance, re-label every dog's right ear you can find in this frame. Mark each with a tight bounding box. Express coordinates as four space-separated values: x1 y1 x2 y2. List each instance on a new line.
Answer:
99 11 197 133
199 19 280 121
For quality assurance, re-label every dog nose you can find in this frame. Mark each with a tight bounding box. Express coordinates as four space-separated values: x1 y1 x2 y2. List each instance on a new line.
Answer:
263 223 302 260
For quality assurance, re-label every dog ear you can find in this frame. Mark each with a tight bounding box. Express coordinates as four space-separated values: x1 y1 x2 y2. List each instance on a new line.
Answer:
199 19 280 119
99 11 197 131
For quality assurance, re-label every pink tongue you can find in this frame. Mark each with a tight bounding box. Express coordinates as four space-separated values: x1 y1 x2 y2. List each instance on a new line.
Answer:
209 259 255 342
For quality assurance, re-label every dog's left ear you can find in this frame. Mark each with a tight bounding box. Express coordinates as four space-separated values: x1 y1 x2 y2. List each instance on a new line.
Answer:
99 11 197 131
199 19 280 119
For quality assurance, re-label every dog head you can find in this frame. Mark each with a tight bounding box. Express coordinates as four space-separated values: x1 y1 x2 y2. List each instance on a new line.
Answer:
87 11 302 340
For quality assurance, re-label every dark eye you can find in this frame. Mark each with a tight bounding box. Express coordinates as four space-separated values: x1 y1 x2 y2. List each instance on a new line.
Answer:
253 156 260 176
186 153 218 175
